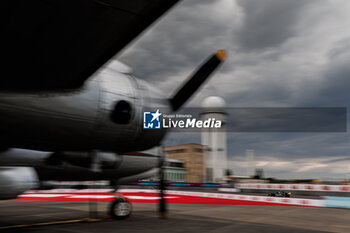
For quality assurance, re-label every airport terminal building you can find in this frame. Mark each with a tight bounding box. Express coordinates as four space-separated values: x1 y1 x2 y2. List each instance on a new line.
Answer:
164 144 206 183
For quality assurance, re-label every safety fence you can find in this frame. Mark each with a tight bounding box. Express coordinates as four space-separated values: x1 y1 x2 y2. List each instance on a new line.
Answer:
236 183 350 192
21 189 350 209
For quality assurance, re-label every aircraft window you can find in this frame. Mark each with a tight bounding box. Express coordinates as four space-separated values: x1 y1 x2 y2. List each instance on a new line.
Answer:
110 100 133 124
193 148 203 153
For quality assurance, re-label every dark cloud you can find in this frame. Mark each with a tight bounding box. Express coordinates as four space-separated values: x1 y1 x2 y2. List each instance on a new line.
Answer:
308 38 350 106
235 0 312 51
119 0 236 86
117 0 350 179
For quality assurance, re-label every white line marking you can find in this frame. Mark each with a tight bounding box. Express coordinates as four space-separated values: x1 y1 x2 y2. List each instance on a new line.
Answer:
67 195 114 199
19 194 68 198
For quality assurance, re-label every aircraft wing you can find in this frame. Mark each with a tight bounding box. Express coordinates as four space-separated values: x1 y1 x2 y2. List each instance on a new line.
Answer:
2 0 179 90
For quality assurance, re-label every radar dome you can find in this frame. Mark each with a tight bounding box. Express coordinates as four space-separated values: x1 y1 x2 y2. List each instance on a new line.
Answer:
202 96 226 109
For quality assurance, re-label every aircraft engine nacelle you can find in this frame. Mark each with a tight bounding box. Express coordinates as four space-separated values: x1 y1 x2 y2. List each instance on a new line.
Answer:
0 70 170 153
0 149 158 183
92 70 171 153
35 151 158 182
47 151 122 170
0 166 39 200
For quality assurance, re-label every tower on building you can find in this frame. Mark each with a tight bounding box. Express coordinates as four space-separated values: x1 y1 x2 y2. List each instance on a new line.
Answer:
201 96 227 183
246 149 255 177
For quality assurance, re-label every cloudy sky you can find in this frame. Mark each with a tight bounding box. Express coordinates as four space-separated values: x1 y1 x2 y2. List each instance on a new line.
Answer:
119 0 350 180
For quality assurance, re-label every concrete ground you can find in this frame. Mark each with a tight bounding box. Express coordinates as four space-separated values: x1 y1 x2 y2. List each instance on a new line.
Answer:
0 201 349 233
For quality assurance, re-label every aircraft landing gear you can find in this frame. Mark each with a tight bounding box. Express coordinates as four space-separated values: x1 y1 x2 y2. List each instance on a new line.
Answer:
108 180 132 220
108 196 133 220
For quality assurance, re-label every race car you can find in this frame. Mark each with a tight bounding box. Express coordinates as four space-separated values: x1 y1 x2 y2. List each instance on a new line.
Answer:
267 191 291 197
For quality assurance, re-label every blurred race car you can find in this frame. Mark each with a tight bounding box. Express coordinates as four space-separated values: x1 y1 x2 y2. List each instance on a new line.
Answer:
268 191 291 197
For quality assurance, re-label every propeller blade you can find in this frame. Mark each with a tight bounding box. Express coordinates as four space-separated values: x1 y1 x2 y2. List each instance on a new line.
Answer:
169 50 227 111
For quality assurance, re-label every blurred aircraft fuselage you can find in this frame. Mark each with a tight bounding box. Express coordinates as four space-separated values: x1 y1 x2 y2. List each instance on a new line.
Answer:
0 66 168 153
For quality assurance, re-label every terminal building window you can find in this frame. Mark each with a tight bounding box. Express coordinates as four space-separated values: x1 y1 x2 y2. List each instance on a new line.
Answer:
166 149 187 154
